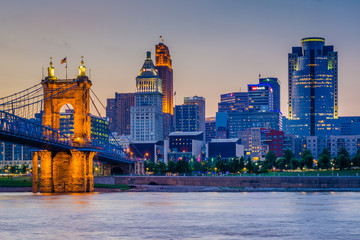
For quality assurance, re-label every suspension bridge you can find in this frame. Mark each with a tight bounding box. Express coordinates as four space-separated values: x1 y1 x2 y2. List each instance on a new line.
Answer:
0 58 144 193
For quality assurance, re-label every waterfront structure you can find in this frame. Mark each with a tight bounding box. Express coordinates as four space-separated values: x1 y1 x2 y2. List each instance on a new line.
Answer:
218 92 248 113
248 84 273 112
205 117 216 142
184 96 205 138
38 58 96 192
106 93 134 135
165 132 205 162
155 41 173 138
288 37 338 137
259 77 281 113
131 52 164 141
207 139 244 159
174 104 200 132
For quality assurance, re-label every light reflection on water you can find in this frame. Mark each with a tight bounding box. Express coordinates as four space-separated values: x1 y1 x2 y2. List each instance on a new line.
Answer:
0 192 360 240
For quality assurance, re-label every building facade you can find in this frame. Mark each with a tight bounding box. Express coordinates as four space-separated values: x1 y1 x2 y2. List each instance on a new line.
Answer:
106 93 134 135
218 92 248 113
259 77 281 113
131 52 163 141
205 117 216 142
155 41 173 139
184 96 205 137
174 104 200 132
248 84 273 112
288 37 338 137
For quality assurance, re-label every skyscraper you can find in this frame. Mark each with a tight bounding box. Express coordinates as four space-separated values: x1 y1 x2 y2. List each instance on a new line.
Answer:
288 37 338 137
248 84 273 112
131 52 163 141
184 96 205 137
155 40 173 139
259 78 280 113
106 93 134 135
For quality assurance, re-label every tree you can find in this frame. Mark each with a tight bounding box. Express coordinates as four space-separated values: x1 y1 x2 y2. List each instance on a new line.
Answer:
245 157 254 173
21 164 28 174
276 157 287 170
229 158 241 173
263 150 277 169
154 162 167 175
239 156 245 171
283 149 295 168
335 148 351 170
290 158 300 170
318 148 331 169
167 161 176 173
300 150 313 169
352 149 360 168
175 159 190 174
215 158 229 173
145 161 156 173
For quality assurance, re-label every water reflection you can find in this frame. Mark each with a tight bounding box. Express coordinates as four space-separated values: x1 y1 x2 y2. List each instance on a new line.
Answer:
0 192 359 240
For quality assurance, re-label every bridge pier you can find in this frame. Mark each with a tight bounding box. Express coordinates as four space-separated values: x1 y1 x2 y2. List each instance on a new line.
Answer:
32 152 39 193
38 150 96 193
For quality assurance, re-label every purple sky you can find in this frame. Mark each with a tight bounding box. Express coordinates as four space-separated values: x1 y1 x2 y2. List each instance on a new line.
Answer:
1 0 360 117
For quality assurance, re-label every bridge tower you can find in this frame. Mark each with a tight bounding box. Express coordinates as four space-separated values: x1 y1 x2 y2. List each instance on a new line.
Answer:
36 58 96 193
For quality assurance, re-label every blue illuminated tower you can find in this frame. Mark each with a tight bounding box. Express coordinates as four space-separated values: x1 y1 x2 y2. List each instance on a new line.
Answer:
288 37 338 137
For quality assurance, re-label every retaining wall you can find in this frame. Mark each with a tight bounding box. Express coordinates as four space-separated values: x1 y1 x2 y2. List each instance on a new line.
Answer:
97 176 360 189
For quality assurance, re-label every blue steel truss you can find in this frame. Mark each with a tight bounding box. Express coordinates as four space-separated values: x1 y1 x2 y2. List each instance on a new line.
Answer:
0 110 134 164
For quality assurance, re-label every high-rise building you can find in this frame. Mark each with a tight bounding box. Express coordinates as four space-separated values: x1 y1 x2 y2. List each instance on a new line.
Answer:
155 41 173 139
218 92 248 113
259 78 280 113
184 96 205 137
174 104 200 132
288 37 338 137
106 93 134 135
131 52 163 141
205 117 216 142
248 84 274 112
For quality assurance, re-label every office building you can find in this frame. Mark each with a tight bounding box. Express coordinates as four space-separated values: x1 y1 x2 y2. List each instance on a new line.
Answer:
175 104 200 132
59 109 109 145
288 37 338 137
0 141 32 167
155 41 174 138
106 93 134 135
227 111 282 138
248 84 273 112
184 96 205 137
131 51 163 141
205 117 216 142
218 92 248 113
207 139 244 159
165 132 205 162
259 77 281 112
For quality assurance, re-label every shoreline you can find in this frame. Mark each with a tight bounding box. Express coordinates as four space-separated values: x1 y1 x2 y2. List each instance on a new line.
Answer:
2 185 360 193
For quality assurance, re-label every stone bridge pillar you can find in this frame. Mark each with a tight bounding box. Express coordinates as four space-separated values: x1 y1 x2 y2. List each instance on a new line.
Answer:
37 59 96 193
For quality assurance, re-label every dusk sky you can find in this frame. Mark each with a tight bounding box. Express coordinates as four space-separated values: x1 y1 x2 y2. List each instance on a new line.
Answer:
1 0 360 117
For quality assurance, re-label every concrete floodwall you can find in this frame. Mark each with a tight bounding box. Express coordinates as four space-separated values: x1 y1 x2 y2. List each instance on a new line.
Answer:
109 176 360 189
94 176 115 185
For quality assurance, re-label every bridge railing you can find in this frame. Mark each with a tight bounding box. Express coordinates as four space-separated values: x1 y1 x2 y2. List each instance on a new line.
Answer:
0 110 73 147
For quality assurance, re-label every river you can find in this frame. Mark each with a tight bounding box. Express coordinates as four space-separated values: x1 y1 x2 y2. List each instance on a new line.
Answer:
0 192 359 239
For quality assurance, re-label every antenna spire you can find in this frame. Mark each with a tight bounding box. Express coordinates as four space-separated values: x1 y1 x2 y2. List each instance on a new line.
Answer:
160 35 164 43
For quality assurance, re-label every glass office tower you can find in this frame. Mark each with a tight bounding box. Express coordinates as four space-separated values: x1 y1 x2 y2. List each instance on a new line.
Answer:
288 37 338 137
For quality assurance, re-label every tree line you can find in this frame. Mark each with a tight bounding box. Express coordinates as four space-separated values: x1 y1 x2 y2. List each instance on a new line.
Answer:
145 148 360 175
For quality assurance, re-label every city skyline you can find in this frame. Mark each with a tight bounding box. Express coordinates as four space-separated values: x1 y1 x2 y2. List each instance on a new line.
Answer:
1 1 360 118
